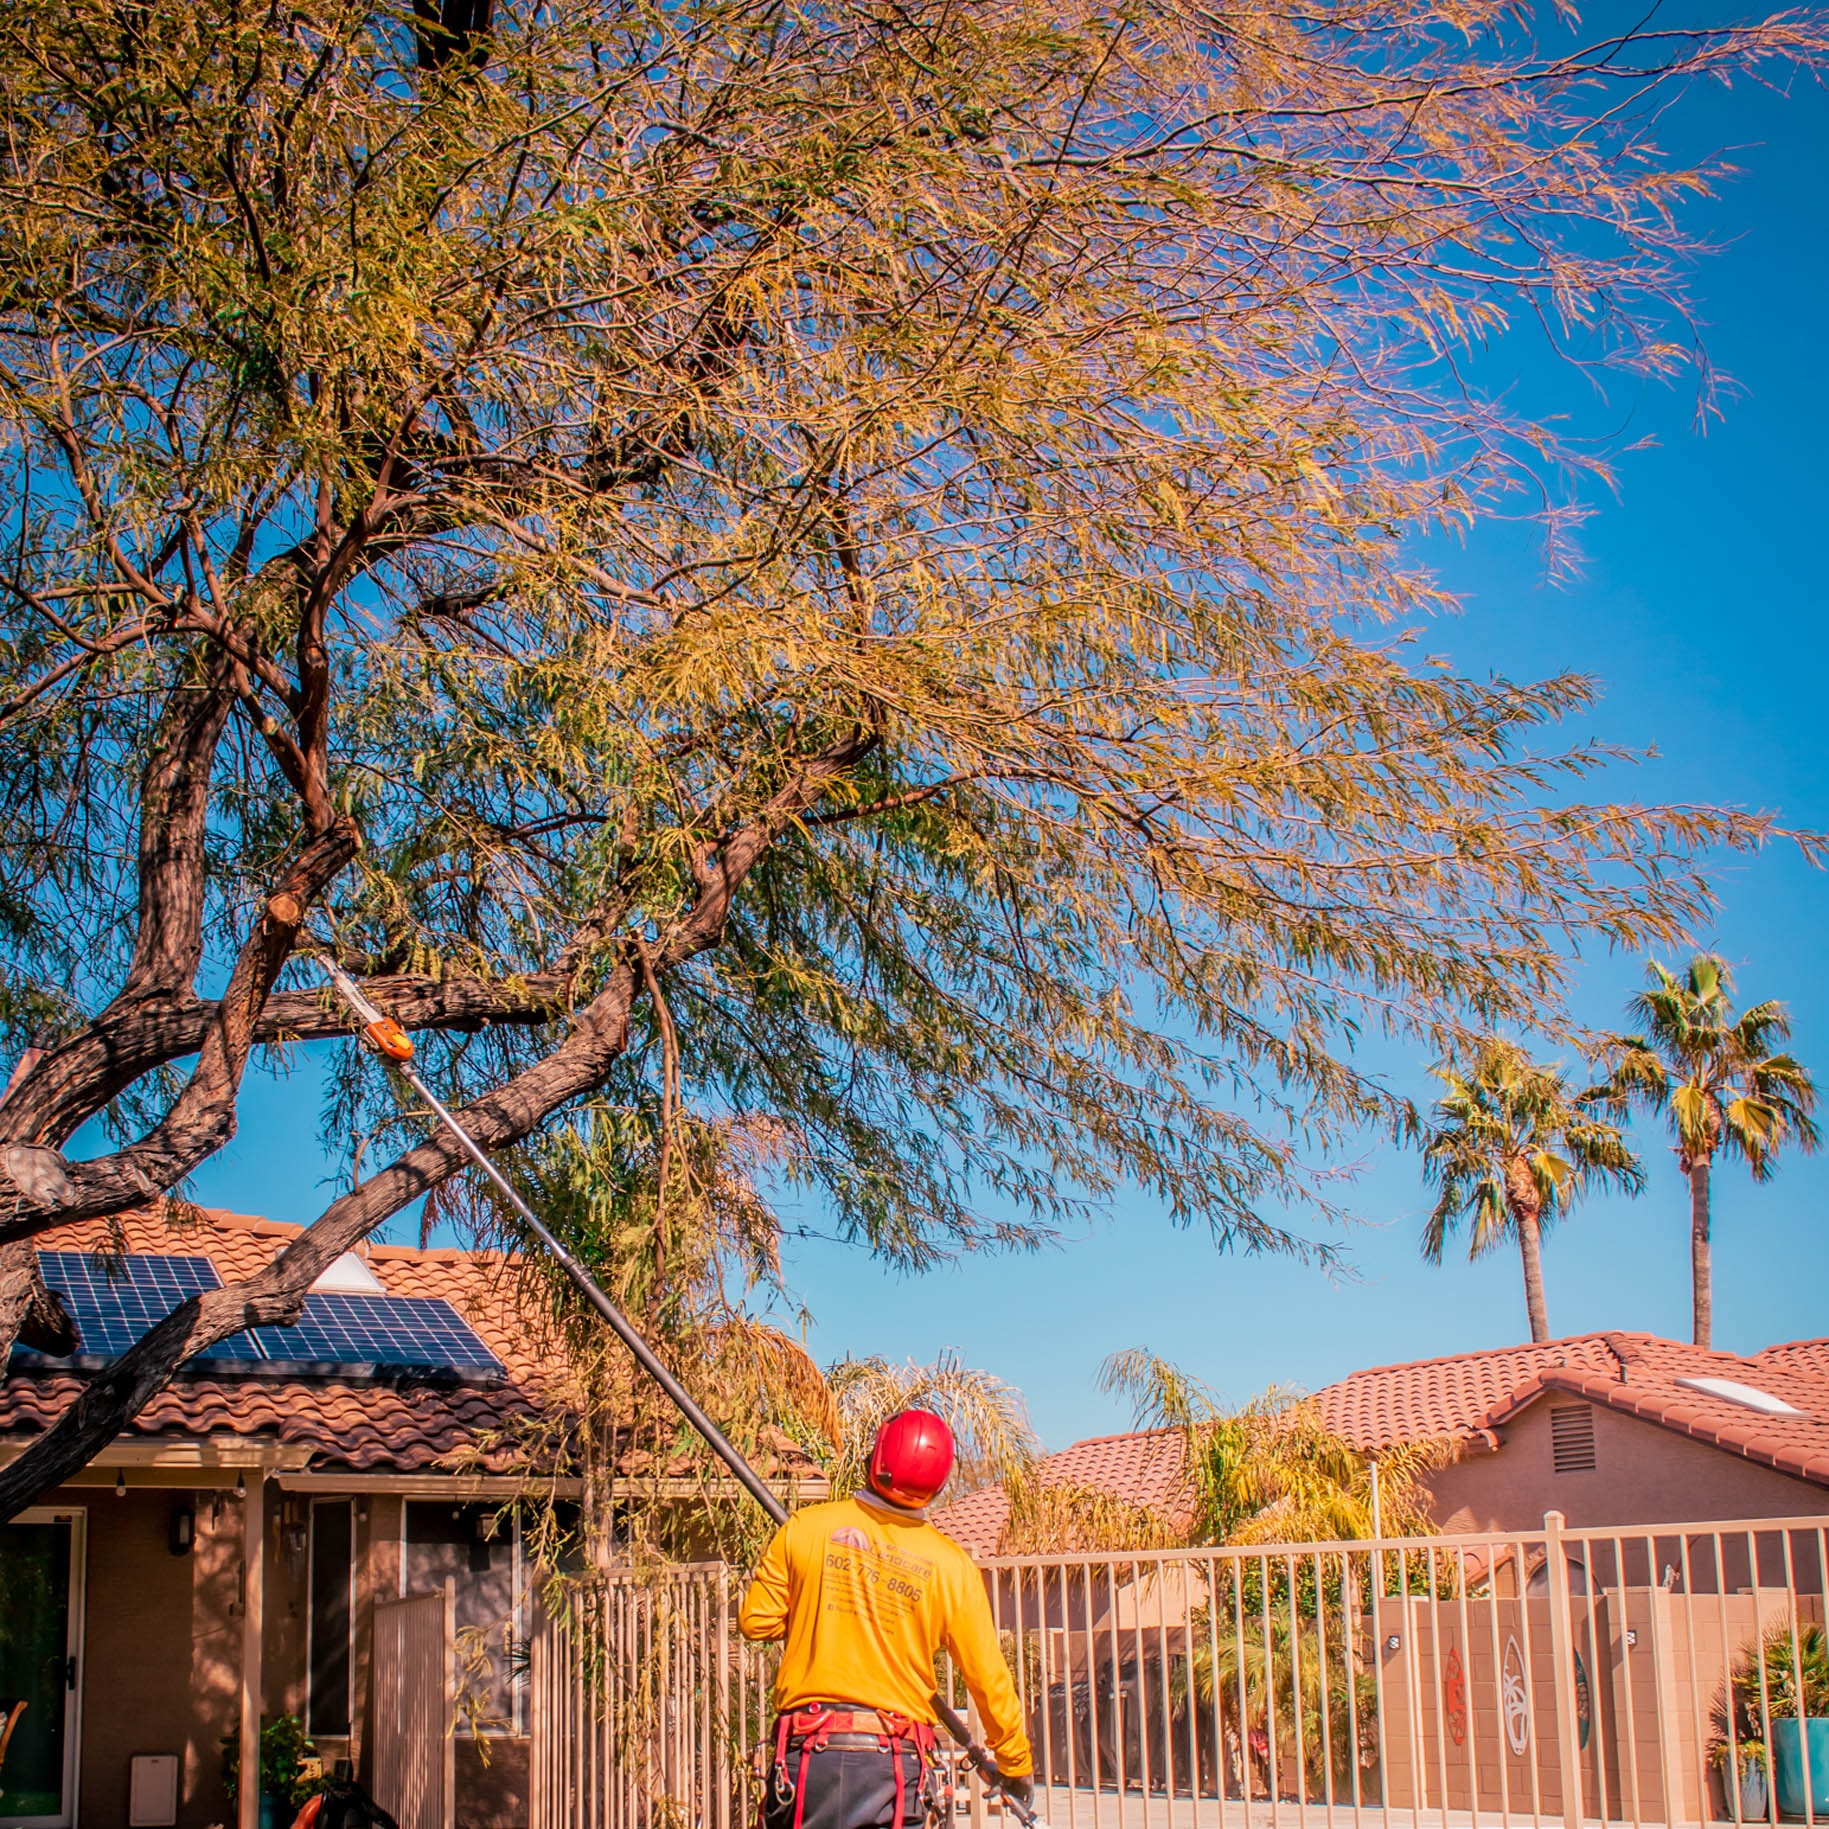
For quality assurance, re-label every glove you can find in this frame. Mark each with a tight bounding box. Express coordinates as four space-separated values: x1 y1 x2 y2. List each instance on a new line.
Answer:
998 1772 1034 1813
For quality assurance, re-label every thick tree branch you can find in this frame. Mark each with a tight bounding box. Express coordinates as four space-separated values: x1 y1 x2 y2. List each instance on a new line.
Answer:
0 972 573 1216
0 734 869 1513
0 822 359 1261
118 669 236 998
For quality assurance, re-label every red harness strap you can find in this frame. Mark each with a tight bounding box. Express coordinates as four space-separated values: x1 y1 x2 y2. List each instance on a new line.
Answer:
767 1705 938 1829
874 1711 937 1828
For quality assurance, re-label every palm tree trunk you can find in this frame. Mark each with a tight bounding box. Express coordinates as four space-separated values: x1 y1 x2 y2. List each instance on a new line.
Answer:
1690 1155 1713 1348
1516 1205 1551 1343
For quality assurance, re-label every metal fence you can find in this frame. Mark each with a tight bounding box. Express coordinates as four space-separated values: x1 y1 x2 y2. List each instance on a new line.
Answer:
373 1584 456 1829
530 1563 777 1829
530 1512 1829 1829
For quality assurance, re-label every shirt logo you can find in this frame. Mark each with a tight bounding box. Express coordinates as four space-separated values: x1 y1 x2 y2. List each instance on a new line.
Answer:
830 1526 871 1550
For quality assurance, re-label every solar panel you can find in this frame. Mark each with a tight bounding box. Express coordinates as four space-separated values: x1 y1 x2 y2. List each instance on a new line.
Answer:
28 1250 256 1364
17 1253 505 1384
253 1293 505 1380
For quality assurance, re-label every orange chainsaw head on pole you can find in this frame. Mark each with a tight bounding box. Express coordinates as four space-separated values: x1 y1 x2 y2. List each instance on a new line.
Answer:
365 1017 414 1062
317 956 416 1062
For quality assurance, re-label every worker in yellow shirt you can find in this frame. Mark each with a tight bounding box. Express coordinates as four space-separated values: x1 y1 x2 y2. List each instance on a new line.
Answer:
738 1408 1034 1829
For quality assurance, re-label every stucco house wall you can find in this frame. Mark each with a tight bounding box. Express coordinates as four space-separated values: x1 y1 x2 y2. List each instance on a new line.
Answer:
22 1477 532 1829
78 1487 234 1829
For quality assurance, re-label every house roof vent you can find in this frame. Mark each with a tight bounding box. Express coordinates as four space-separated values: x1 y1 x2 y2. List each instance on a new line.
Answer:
1676 1375 1804 1418
1550 1404 1597 1474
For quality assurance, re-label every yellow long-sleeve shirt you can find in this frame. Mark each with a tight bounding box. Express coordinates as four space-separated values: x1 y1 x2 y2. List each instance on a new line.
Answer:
737 1494 1032 1777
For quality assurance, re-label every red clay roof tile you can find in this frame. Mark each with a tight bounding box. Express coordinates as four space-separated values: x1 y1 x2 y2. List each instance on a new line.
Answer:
934 1428 1189 1555
2 1207 819 1483
1315 1330 1829 1491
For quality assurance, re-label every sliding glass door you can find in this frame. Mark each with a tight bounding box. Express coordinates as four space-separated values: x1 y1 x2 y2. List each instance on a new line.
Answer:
0 1511 85 1829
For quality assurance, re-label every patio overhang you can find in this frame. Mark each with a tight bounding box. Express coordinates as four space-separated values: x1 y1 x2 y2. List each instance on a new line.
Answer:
276 1469 585 1498
1 1434 315 1482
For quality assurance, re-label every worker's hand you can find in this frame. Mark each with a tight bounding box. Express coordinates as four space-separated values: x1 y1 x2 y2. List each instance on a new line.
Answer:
998 1772 1034 1812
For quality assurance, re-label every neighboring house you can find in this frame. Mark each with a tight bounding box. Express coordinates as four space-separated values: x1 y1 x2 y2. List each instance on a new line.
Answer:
934 1426 1188 1555
0 1208 820 1829
937 1332 1829 1555
1311 1330 1829 1534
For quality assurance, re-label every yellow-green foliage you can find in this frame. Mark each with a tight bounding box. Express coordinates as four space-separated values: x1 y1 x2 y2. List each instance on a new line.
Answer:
0 0 1820 1319
1100 1351 1451 1546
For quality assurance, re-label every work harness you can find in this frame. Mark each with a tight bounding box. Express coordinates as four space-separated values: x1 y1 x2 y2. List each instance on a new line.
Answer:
764 1703 941 1829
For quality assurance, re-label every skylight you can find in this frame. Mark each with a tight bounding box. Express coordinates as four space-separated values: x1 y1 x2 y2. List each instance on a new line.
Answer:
311 1250 388 1295
1676 1375 1805 1418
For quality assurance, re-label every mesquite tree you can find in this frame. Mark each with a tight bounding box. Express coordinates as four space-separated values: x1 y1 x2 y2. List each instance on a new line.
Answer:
0 0 1818 1519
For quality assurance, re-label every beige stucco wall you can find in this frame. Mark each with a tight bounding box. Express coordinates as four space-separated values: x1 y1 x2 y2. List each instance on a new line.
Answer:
1424 1393 1829 1534
44 1478 528 1829
59 1483 242 1829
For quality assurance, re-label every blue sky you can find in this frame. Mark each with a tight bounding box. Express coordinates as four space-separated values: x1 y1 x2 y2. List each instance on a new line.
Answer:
191 55 1829 1450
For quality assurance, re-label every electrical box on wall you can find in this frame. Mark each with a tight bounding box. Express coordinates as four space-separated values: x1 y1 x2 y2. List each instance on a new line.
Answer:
128 1753 180 1827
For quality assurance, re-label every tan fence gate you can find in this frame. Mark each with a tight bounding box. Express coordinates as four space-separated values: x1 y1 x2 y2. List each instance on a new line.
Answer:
531 1513 1829 1829
373 1584 455 1829
530 1563 777 1829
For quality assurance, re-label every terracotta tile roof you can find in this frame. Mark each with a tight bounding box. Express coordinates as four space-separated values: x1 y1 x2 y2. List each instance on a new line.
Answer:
1752 1339 1829 1382
1312 1331 1829 1490
1 1208 820 1485
934 1428 1189 1555
1311 1336 1624 1452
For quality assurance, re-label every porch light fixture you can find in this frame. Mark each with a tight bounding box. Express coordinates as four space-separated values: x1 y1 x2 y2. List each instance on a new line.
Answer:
115 1468 126 1498
1385 1633 1401 1653
169 1499 195 1556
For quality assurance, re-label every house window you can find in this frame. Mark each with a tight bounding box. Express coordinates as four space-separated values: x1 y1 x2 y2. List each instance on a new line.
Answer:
403 1502 524 1735
1550 1405 1597 1474
308 1501 354 1737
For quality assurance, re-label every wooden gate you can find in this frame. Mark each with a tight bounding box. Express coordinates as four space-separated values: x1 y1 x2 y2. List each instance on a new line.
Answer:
372 1585 455 1829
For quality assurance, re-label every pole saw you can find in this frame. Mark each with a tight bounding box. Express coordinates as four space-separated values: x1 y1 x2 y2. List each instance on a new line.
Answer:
318 956 1046 1828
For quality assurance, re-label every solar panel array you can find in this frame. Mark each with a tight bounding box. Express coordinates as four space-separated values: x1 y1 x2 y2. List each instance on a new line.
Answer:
32 1250 249 1362
19 1252 504 1383
253 1293 505 1377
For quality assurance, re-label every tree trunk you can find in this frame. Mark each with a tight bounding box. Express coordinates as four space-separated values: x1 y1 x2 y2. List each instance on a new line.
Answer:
1516 1208 1552 1343
1502 1157 1552 1343
0 1236 76 1361
0 1238 41 1361
1690 1155 1713 1348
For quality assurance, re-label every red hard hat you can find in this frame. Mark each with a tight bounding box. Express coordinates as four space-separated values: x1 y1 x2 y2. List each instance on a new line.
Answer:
867 1408 956 1509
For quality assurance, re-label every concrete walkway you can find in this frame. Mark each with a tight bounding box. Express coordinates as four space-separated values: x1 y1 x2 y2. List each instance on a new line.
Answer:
964 1791 1700 1829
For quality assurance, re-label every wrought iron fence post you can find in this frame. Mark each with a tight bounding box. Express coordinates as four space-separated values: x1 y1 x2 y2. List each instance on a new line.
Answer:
967 1693 988 1829
1543 1511 1584 1829
717 1564 732 1829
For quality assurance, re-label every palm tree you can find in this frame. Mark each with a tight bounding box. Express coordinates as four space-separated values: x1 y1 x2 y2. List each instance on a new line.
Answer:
823 1350 1037 1505
1598 956 1819 1348
1421 1039 1643 1344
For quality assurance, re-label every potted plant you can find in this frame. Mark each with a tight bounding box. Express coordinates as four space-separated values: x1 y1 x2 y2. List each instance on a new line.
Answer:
1764 1624 1829 1820
1716 1622 1829 1821
1708 1736 1770 1823
221 1716 320 1829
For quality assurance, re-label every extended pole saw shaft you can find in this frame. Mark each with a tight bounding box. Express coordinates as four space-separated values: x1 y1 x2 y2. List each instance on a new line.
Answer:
316 956 788 1526
317 957 1041 1826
